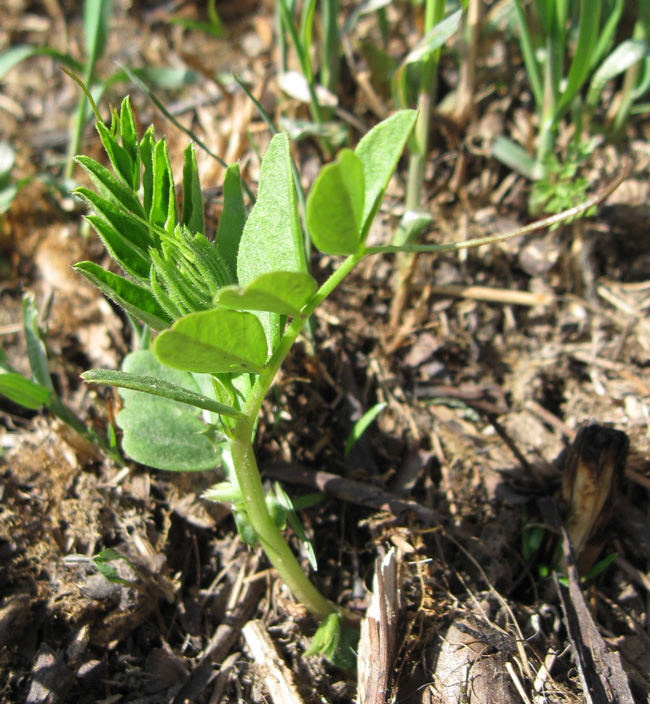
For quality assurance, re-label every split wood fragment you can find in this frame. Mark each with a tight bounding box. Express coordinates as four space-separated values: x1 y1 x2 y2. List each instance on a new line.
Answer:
242 619 305 704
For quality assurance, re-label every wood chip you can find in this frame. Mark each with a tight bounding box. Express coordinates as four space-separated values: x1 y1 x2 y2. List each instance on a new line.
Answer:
357 549 400 704
243 619 305 704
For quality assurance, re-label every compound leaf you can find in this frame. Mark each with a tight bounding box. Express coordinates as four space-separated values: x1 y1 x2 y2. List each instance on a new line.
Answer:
82 368 240 417
74 261 172 330
96 119 137 192
237 133 306 287
75 155 145 220
150 138 176 232
215 163 246 280
119 97 139 184
355 110 417 237
182 143 204 234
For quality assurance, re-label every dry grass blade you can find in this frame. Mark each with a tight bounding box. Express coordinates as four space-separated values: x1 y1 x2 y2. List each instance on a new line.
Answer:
457 158 634 249
428 284 554 307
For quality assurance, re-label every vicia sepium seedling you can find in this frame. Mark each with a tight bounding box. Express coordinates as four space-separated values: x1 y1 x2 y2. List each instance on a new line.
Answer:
76 96 627 662
75 96 416 655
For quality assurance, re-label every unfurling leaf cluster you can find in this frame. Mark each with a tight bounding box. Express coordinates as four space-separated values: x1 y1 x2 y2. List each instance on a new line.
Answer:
73 97 241 331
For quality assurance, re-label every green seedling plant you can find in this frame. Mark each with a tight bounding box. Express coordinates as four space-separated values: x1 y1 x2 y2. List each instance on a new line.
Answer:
520 511 618 584
168 0 224 38
75 96 418 652
275 0 348 151
344 402 386 460
73 95 626 661
493 0 650 213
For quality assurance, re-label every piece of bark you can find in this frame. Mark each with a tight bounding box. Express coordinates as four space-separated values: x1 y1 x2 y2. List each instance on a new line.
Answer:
555 567 635 703
546 501 635 704
0 593 32 648
26 644 74 704
432 608 518 704
357 549 400 704
561 424 628 573
243 619 305 704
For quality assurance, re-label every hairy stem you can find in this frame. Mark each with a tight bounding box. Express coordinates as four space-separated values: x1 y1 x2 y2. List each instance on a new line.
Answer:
228 429 337 620
227 251 364 621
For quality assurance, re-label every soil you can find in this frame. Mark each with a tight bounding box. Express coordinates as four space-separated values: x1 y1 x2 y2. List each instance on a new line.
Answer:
1 2 650 703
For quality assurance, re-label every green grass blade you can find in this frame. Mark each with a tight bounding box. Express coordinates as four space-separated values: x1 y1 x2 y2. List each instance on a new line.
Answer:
513 0 543 109
555 0 603 120
343 0 392 34
0 373 51 410
320 0 340 95
491 136 539 180
276 0 323 124
22 296 54 392
402 9 462 66
590 0 623 69
586 39 650 110
344 402 386 459
84 0 113 67
0 45 83 81
299 0 318 83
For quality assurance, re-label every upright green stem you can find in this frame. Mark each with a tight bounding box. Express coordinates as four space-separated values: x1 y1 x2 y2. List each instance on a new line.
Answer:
612 0 650 137
535 41 558 179
227 251 363 621
403 0 445 218
389 0 445 325
535 6 567 180
454 0 481 128
228 430 336 620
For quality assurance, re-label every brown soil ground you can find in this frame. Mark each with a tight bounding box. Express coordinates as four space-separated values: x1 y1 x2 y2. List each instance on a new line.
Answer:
1 2 650 703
